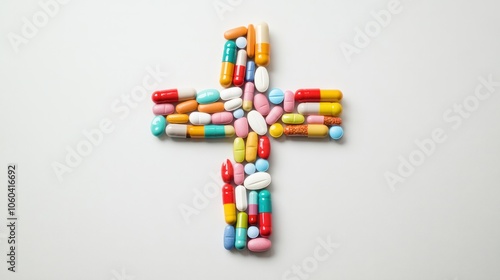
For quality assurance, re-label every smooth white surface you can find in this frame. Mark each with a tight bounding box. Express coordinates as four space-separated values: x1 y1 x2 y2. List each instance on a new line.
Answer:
1 0 500 279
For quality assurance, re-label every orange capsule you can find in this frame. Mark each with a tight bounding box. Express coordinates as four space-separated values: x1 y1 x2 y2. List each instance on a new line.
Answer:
246 24 255 58
224 26 247 40
198 102 225 113
176 100 198 114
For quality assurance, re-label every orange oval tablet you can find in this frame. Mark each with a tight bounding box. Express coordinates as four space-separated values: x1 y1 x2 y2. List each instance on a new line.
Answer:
198 102 225 113
166 114 189 124
224 26 247 40
246 24 255 58
176 100 198 114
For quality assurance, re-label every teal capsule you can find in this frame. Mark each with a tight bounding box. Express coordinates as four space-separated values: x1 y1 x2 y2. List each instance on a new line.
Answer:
196 89 220 104
150 115 166 137
222 40 237 63
258 190 272 213
204 125 227 138
235 212 248 250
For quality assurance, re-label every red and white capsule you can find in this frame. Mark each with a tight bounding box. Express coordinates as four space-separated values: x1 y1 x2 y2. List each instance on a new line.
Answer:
152 88 196 104
233 50 247 87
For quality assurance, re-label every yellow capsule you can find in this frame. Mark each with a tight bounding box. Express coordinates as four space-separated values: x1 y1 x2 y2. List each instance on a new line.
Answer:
269 123 283 138
233 137 245 163
281 113 305 124
284 124 329 138
245 132 258 162
223 203 236 224
166 114 189 124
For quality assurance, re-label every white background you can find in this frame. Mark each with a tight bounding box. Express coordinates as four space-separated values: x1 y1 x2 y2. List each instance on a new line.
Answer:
1 0 500 279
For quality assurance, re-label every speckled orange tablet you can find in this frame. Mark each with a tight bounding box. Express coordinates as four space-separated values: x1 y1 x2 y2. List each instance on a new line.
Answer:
224 26 247 40
198 102 225 113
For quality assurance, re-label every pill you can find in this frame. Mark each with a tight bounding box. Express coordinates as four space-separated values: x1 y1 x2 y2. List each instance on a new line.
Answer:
222 183 236 224
166 114 189 124
255 22 270 67
196 89 220 104
223 225 235 250
245 61 256 82
189 112 211 125
258 189 272 237
247 226 259 239
245 132 258 162
268 88 284 104
233 137 245 163
306 115 342 125
242 82 255 111
244 163 256 175
297 102 343 116
283 124 329 137
175 100 198 114
265 106 283 125
150 115 166 137
212 112 234 124
255 159 269 172
220 87 243 101
234 117 249 138
246 24 255 58
224 98 243 111
247 110 268 135
166 124 235 138
244 172 271 190
281 113 305 124
329 126 344 140
233 108 244 119
254 93 270 116
152 88 196 104
153 103 175 115
233 50 247 87
248 238 271 252
269 123 283 138
198 102 225 113
248 191 259 225
295 89 343 102
283 90 295 112
254 67 269 92
235 36 247 48
235 185 248 211
258 136 271 159
235 212 248 250
220 40 237 88
233 163 245 185
224 26 247 40
221 159 234 184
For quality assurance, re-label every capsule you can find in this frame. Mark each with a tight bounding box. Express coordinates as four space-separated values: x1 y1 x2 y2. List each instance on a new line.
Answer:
265 106 284 125
255 22 270 66
233 163 245 185
258 136 271 159
198 102 225 113
281 113 305 124
153 103 175 115
221 159 233 184
212 112 234 124
245 61 256 82
165 124 235 138
220 41 237 88
233 137 245 163
222 184 236 224
235 212 248 250
196 89 220 104
248 191 259 225
242 82 255 111
224 26 247 40
175 100 198 114
246 132 258 162
258 190 272 237
235 185 247 211
223 225 235 250
306 115 342 125
295 89 343 102
283 124 329 138
297 102 343 116
166 114 189 124
233 50 247 87
152 88 196 104
283 90 295 112
246 24 255 58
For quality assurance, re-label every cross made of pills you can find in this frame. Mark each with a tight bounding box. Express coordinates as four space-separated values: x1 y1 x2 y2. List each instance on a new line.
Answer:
150 22 344 253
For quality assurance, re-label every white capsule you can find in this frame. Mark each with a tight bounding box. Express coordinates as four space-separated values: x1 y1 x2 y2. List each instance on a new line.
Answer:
165 124 187 138
189 112 211 125
247 110 267 135
235 185 248 211
220 87 243 100
224 98 243 111
254 67 269 92
244 172 271 190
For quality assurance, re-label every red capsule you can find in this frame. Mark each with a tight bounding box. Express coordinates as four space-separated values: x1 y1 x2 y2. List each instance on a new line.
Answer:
221 159 234 183
222 184 236 224
222 183 235 204
259 213 272 237
233 50 247 87
151 88 197 104
258 136 271 159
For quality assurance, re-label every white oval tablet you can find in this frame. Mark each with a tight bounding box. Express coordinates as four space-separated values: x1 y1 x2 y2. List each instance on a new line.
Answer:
224 98 243 111
189 112 211 125
235 185 248 211
254 67 269 92
247 110 267 135
244 172 271 190
220 87 243 100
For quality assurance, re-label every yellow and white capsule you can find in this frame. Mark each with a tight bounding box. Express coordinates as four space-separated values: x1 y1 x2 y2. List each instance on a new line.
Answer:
297 102 342 116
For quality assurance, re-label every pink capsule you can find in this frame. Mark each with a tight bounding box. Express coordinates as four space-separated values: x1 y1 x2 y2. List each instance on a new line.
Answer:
212 112 234 124
152 103 175 115
242 82 255 111
234 117 249 138
265 106 284 125
283 90 295 112
254 93 270 116
233 163 245 185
